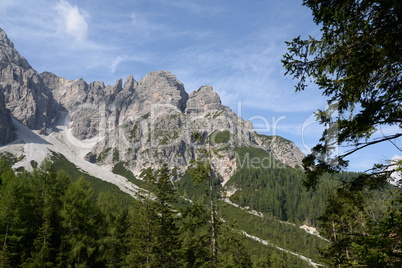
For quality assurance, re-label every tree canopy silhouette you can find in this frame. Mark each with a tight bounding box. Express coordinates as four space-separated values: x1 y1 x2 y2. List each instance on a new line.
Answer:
283 0 402 190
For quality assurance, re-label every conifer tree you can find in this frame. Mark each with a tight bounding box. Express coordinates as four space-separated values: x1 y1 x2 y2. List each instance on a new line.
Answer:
189 131 220 261
96 192 127 267
58 177 100 267
0 161 32 267
124 164 181 268
257 250 273 268
24 160 61 267
180 202 212 267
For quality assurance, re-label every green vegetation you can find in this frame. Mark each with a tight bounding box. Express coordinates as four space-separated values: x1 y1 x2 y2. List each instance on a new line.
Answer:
50 151 132 205
112 148 120 162
283 0 402 266
97 147 112 162
141 112 150 120
212 111 223 119
257 133 292 144
175 164 328 266
30 160 38 169
211 130 230 144
112 161 146 187
1 157 293 267
129 112 150 140
231 147 331 224
129 123 138 139
0 152 18 164
159 136 169 145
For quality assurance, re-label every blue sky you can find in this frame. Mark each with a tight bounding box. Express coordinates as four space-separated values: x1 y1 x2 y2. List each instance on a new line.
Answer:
0 0 400 172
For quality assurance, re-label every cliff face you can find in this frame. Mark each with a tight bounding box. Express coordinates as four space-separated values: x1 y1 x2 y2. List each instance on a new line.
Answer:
0 89 16 146
0 27 305 182
0 28 55 132
256 135 305 169
41 69 258 181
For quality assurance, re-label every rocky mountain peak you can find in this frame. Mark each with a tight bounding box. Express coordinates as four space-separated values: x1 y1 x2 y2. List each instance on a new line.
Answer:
185 85 224 116
123 75 137 92
256 134 305 168
0 28 305 181
139 71 180 87
0 28 10 44
0 28 31 71
0 28 55 131
135 71 189 113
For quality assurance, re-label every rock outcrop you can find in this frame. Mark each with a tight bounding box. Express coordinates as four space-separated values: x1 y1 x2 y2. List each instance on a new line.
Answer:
0 88 16 145
256 135 305 168
0 28 55 132
0 27 305 183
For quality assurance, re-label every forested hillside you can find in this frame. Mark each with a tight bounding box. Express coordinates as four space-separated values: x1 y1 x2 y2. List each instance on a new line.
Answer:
0 155 324 267
226 146 372 225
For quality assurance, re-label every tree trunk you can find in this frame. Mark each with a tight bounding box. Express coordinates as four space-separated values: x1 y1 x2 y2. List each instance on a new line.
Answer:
210 174 217 258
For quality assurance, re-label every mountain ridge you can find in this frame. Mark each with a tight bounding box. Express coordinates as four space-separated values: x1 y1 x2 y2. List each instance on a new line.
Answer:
0 27 304 184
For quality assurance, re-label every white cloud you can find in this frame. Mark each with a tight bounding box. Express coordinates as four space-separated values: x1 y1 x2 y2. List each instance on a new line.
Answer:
55 0 89 43
109 54 154 74
167 29 327 114
110 55 126 74
129 12 157 33
157 0 224 15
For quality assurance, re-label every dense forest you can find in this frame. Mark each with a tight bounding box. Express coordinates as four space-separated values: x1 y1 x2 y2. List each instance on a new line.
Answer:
0 153 323 268
226 146 392 226
1 145 400 267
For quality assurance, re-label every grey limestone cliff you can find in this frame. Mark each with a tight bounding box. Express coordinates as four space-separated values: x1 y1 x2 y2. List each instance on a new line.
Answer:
256 134 305 168
0 27 305 183
41 69 304 181
0 89 16 145
0 28 55 132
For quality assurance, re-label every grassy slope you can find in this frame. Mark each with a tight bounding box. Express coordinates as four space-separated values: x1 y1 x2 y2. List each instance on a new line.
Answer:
50 151 133 206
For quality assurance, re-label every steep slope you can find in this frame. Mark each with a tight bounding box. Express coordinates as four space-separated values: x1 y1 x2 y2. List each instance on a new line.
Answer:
256 134 305 168
0 28 55 132
0 27 331 267
0 89 16 145
41 69 291 183
0 26 304 185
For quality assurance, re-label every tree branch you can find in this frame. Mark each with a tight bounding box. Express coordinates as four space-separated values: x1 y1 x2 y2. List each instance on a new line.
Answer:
342 133 402 158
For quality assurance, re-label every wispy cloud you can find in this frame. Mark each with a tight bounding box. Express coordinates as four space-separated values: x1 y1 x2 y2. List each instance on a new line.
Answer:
109 54 154 74
127 11 216 44
54 0 89 43
157 0 224 15
169 30 326 113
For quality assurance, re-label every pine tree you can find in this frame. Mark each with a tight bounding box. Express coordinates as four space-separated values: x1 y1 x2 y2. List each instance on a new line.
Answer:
153 163 181 267
58 177 100 267
124 164 181 268
218 227 252 268
0 161 32 267
257 250 273 268
180 202 213 267
23 160 61 267
124 200 155 267
189 154 218 262
96 192 127 267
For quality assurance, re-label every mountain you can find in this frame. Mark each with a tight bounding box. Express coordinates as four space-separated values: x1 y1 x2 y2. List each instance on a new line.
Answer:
0 29 55 132
40 69 305 182
0 89 15 145
0 27 333 267
0 25 305 188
